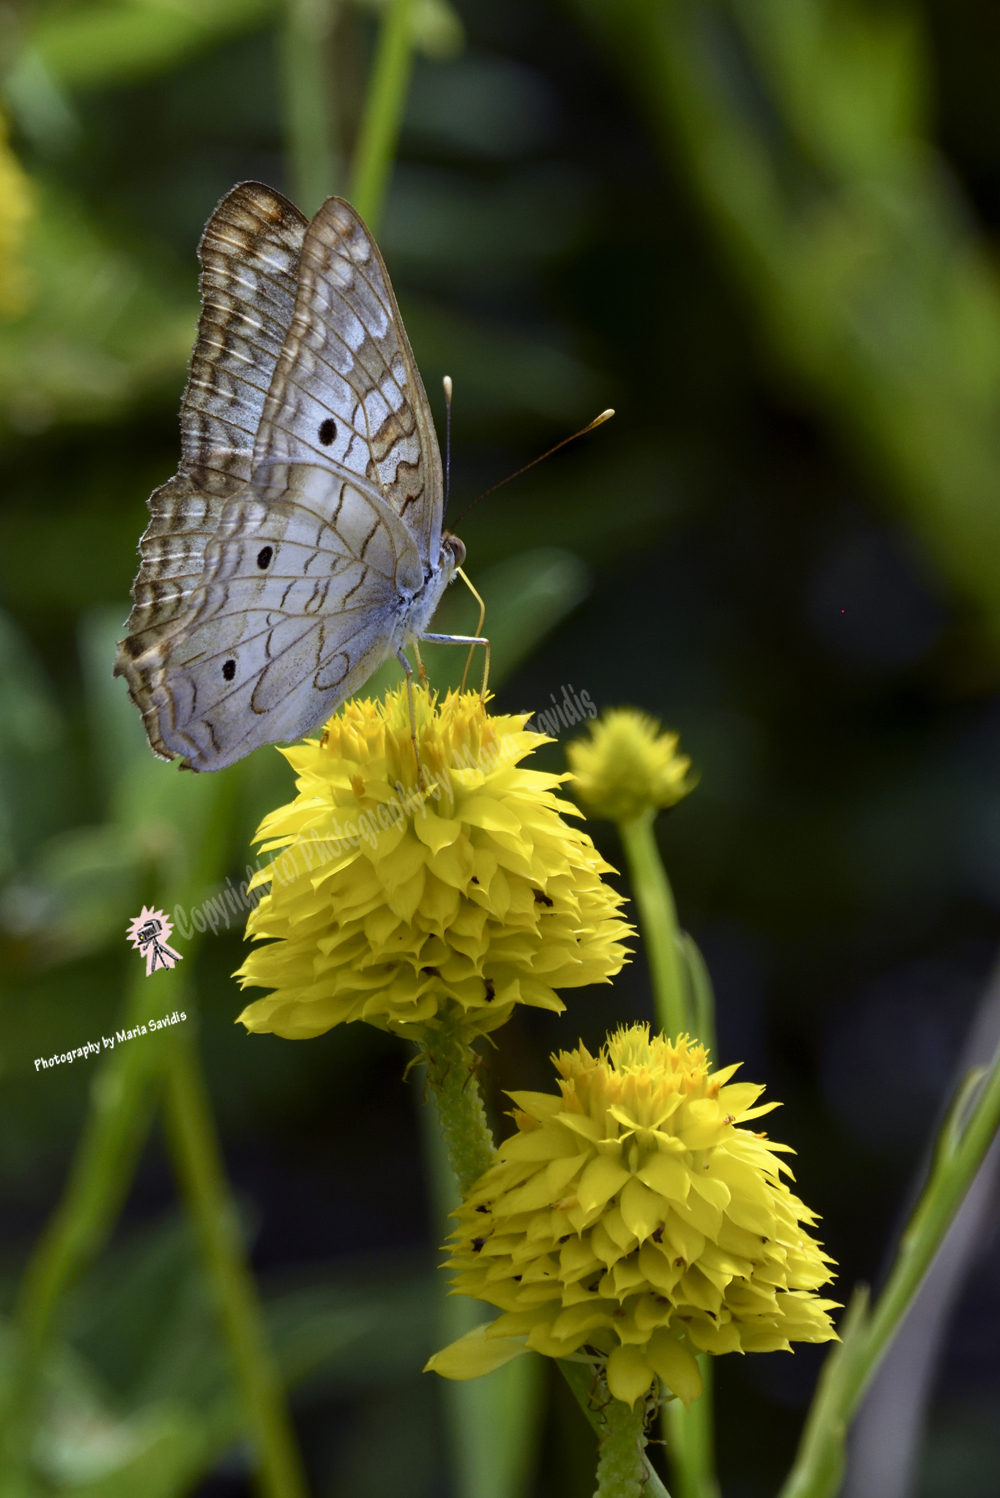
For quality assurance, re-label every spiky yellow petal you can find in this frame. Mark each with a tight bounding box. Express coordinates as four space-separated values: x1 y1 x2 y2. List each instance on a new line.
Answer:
430 1023 838 1407
236 686 632 1042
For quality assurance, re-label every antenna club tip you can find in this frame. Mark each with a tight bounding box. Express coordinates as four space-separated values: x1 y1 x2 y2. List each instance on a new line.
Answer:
595 408 615 425
443 375 453 400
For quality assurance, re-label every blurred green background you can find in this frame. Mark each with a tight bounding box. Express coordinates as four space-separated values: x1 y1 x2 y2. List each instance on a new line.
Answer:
2 1 1000 1494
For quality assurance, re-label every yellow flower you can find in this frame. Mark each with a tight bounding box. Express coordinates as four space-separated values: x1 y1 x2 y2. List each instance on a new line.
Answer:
236 686 632 1041
0 113 32 317
567 709 696 824
427 1023 838 1408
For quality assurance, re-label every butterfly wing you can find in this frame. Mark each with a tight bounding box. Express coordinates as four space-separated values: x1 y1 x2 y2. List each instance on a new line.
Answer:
115 181 308 754
141 463 425 772
252 196 444 567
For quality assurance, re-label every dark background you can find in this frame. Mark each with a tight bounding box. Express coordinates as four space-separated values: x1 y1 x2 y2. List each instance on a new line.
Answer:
1 1 999 1494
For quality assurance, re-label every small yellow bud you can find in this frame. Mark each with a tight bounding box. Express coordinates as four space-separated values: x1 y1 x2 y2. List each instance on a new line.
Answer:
567 709 697 824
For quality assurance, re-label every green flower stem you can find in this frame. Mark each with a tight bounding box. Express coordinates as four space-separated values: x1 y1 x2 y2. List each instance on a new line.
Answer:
349 0 416 227
420 1068 545 1498
557 1363 672 1498
677 933 716 1063
162 1027 307 1498
616 812 718 1498
594 1394 650 1498
421 1041 671 1497
618 812 689 1041
780 1049 1000 1498
663 1359 718 1498
282 0 341 214
423 1029 496 1195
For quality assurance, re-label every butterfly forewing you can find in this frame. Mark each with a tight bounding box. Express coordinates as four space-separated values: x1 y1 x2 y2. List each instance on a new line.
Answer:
252 197 444 566
115 182 308 754
182 182 308 494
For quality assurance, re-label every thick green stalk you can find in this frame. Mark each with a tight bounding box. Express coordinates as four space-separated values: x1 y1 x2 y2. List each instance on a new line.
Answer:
163 1030 307 1498
282 0 341 213
618 812 689 1040
349 0 416 227
777 1289 870 1498
423 1029 496 1195
594 1394 650 1498
616 811 718 1498
420 1066 544 1498
557 1362 672 1498
421 1037 669 1498
677 933 716 1062
663 1360 718 1498
780 1050 1000 1498
863 1063 1000 1390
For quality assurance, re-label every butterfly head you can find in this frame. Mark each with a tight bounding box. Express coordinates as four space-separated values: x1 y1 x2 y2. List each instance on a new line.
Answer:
442 532 466 571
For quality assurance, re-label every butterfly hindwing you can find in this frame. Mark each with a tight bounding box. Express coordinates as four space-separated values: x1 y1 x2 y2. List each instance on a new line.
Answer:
142 464 424 771
252 197 444 567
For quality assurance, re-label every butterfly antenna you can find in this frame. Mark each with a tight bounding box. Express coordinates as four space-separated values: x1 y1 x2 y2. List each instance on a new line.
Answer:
452 408 614 526
443 374 453 518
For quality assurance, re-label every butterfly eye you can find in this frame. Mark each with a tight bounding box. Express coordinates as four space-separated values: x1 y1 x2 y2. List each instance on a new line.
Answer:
318 418 336 446
257 545 273 569
222 659 236 681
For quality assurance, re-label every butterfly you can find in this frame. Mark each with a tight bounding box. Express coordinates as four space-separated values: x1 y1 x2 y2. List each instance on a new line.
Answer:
115 181 482 773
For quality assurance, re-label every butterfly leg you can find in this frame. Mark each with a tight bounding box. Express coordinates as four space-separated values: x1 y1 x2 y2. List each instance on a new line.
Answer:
413 640 429 685
396 647 426 791
422 634 491 702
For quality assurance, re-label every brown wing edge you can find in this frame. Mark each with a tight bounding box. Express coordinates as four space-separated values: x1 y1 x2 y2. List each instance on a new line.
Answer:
114 181 309 764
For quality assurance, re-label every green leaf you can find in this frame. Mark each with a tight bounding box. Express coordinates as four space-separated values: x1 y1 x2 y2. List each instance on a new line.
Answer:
3 1211 441 1496
25 0 278 92
0 184 195 438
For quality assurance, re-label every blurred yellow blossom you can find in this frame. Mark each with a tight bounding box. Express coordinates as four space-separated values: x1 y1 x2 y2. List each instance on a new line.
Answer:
0 113 32 316
427 1023 838 1408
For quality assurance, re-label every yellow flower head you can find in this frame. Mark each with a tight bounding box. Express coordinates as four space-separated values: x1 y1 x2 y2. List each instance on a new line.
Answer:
567 709 696 824
236 686 632 1041
427 1024 838 1408
0 113 32 317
